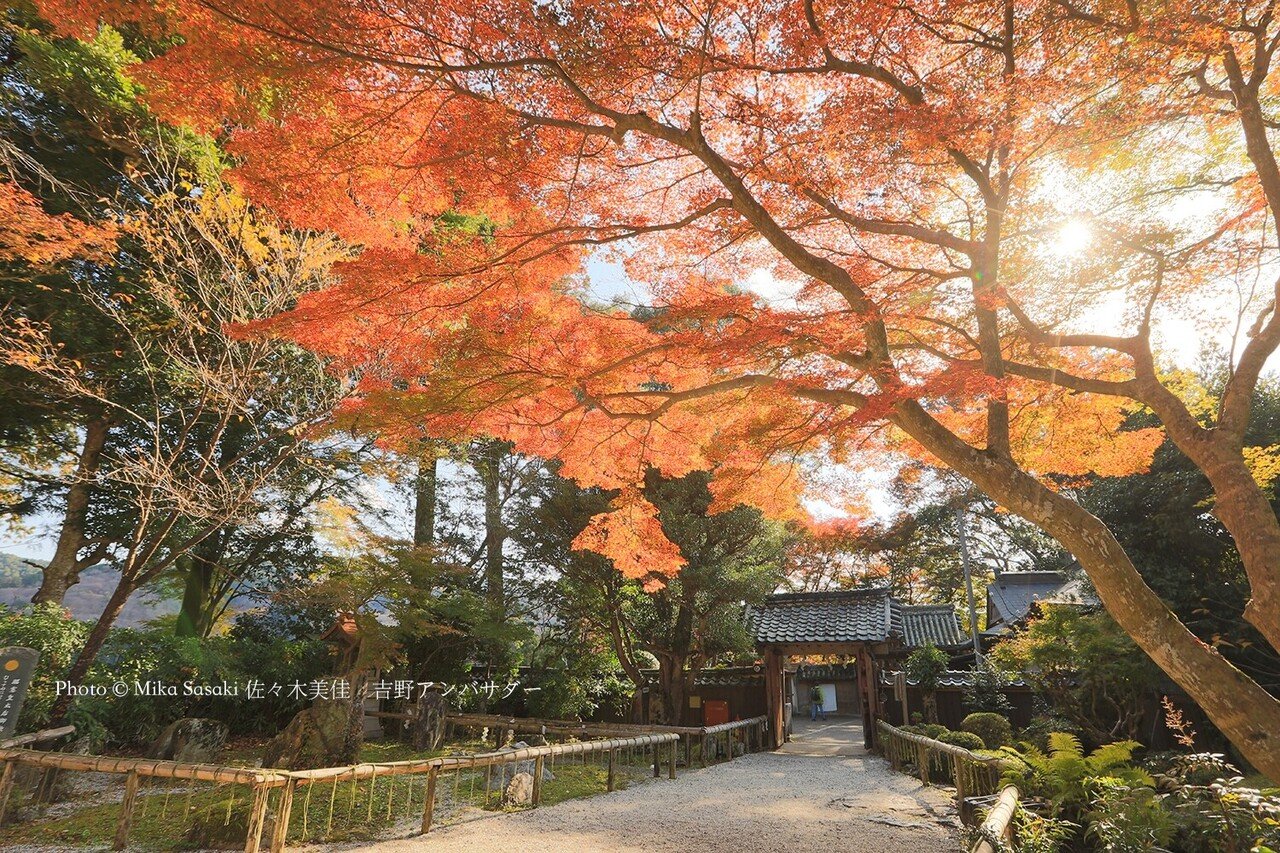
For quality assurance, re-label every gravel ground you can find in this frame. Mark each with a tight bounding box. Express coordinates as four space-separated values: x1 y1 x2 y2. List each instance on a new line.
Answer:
336 747 964 853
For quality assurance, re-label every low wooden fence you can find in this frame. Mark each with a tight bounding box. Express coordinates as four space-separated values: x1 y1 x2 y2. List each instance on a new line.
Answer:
0 729 682 852
875 721 1022 852
441 712 769 768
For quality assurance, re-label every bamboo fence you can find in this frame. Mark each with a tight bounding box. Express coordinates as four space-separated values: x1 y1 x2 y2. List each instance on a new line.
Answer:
0 729 684 852
440 712 769 768
875 721 1022 851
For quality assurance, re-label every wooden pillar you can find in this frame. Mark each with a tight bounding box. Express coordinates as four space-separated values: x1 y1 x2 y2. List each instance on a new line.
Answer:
0 760 14 824
607 748 617 792
652 742 660 778
684 733 692 768
763 647 785 749
420 766 439 834
858 647 878 750
532 756 545 805
668 741 677 779
244 783 270 853
113 770 140 851
270 779 295 853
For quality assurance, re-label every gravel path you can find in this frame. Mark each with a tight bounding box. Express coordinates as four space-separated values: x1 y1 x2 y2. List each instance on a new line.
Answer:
340 730 964 853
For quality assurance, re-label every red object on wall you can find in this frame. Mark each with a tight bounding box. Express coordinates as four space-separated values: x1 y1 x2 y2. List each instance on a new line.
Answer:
703 699 729 727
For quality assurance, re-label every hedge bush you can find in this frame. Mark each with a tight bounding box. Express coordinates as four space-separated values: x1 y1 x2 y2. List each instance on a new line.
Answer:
962 712 1013 749
938 729 986 751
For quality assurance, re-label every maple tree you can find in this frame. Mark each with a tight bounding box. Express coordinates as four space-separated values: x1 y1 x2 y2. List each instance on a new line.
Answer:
45 0 1280 775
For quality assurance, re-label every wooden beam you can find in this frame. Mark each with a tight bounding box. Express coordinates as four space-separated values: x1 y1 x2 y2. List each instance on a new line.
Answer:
113 770 140 851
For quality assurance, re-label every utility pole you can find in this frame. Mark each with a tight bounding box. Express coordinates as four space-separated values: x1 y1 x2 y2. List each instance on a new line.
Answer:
956 506 983 661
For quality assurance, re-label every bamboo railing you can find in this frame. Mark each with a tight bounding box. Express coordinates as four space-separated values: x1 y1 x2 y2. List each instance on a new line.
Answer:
441 712 769 769
0 729 685 852
971 786 1019 853
875 721 1022 852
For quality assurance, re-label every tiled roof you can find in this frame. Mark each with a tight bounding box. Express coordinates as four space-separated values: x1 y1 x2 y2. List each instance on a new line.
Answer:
986 570 1067 627
898 604 967 648
749 589 896 645
880 669 1029 688
639 666 765 687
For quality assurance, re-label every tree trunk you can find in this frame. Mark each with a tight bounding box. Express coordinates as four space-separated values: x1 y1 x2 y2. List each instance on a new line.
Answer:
655 656 689 726
175 544 219 638
33 417 109 605
413 452 438 549
895 402 1280 779
476 441 506 619
48 572 135 724
1190 446 1280 653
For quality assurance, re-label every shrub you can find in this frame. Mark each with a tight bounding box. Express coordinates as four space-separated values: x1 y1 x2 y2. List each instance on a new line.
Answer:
962 712 1013 749
0 603 89 733
1020 714 1083 753
938 730 986 751
921 723 948 740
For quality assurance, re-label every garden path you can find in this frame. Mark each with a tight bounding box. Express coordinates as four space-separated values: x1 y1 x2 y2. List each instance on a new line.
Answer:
339 719 964 853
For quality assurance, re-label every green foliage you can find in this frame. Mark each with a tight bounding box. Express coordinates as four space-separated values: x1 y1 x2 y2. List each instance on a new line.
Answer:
518 466 785 724
1001 733 1151 821
1085 777 1174 851
1155 753 1280 853
1021 713 1086 753
938 729 986 751
0 604 330 747
991 606 1160 745
0 602 88 732
904 640 949 690
921 723 948 740
1012 805 1078 853
964 656 1012 715
962 712 1014 749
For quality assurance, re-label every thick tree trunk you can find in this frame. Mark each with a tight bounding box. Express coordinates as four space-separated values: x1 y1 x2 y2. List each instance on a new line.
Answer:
894 402 1280 780
175 546 219 638
476 441 506 619
1188 446 1280 652
655 656 690 726
413 453 438 549
48 572 134 724
33 418 109 605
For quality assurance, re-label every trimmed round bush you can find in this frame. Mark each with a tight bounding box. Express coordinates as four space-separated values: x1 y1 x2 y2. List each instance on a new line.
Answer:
938 730 986 751
921 723 948 740
961 712 1013 749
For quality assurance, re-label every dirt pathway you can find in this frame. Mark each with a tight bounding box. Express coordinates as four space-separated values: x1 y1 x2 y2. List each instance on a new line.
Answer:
338 721 964 853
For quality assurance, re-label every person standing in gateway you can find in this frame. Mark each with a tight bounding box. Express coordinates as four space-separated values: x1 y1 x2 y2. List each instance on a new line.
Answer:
810 685 827 721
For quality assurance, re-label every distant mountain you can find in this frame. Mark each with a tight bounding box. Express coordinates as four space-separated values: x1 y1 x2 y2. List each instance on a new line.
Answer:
0 552 44 588
0 556 179 627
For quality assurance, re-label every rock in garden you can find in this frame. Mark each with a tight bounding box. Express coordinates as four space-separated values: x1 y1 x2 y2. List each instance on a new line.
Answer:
262 700 362 770
147 718 229 764
503 772 534 806
493 741 554 788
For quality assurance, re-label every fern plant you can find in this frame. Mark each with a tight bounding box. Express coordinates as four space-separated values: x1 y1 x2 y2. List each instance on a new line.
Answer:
1000 733 1153 820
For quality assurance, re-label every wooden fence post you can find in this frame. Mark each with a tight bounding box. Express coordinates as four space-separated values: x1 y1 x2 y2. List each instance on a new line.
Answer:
700 731 708 768
668 741 676 779
420 766 439 834
607 748 617 792
113 770 140 851
270 779 295 853
532 756 545 805
952 756 966 803
684 733 692 768
652 742 660 778
0 760 14 824
916 742 930 786
244 782 270 853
